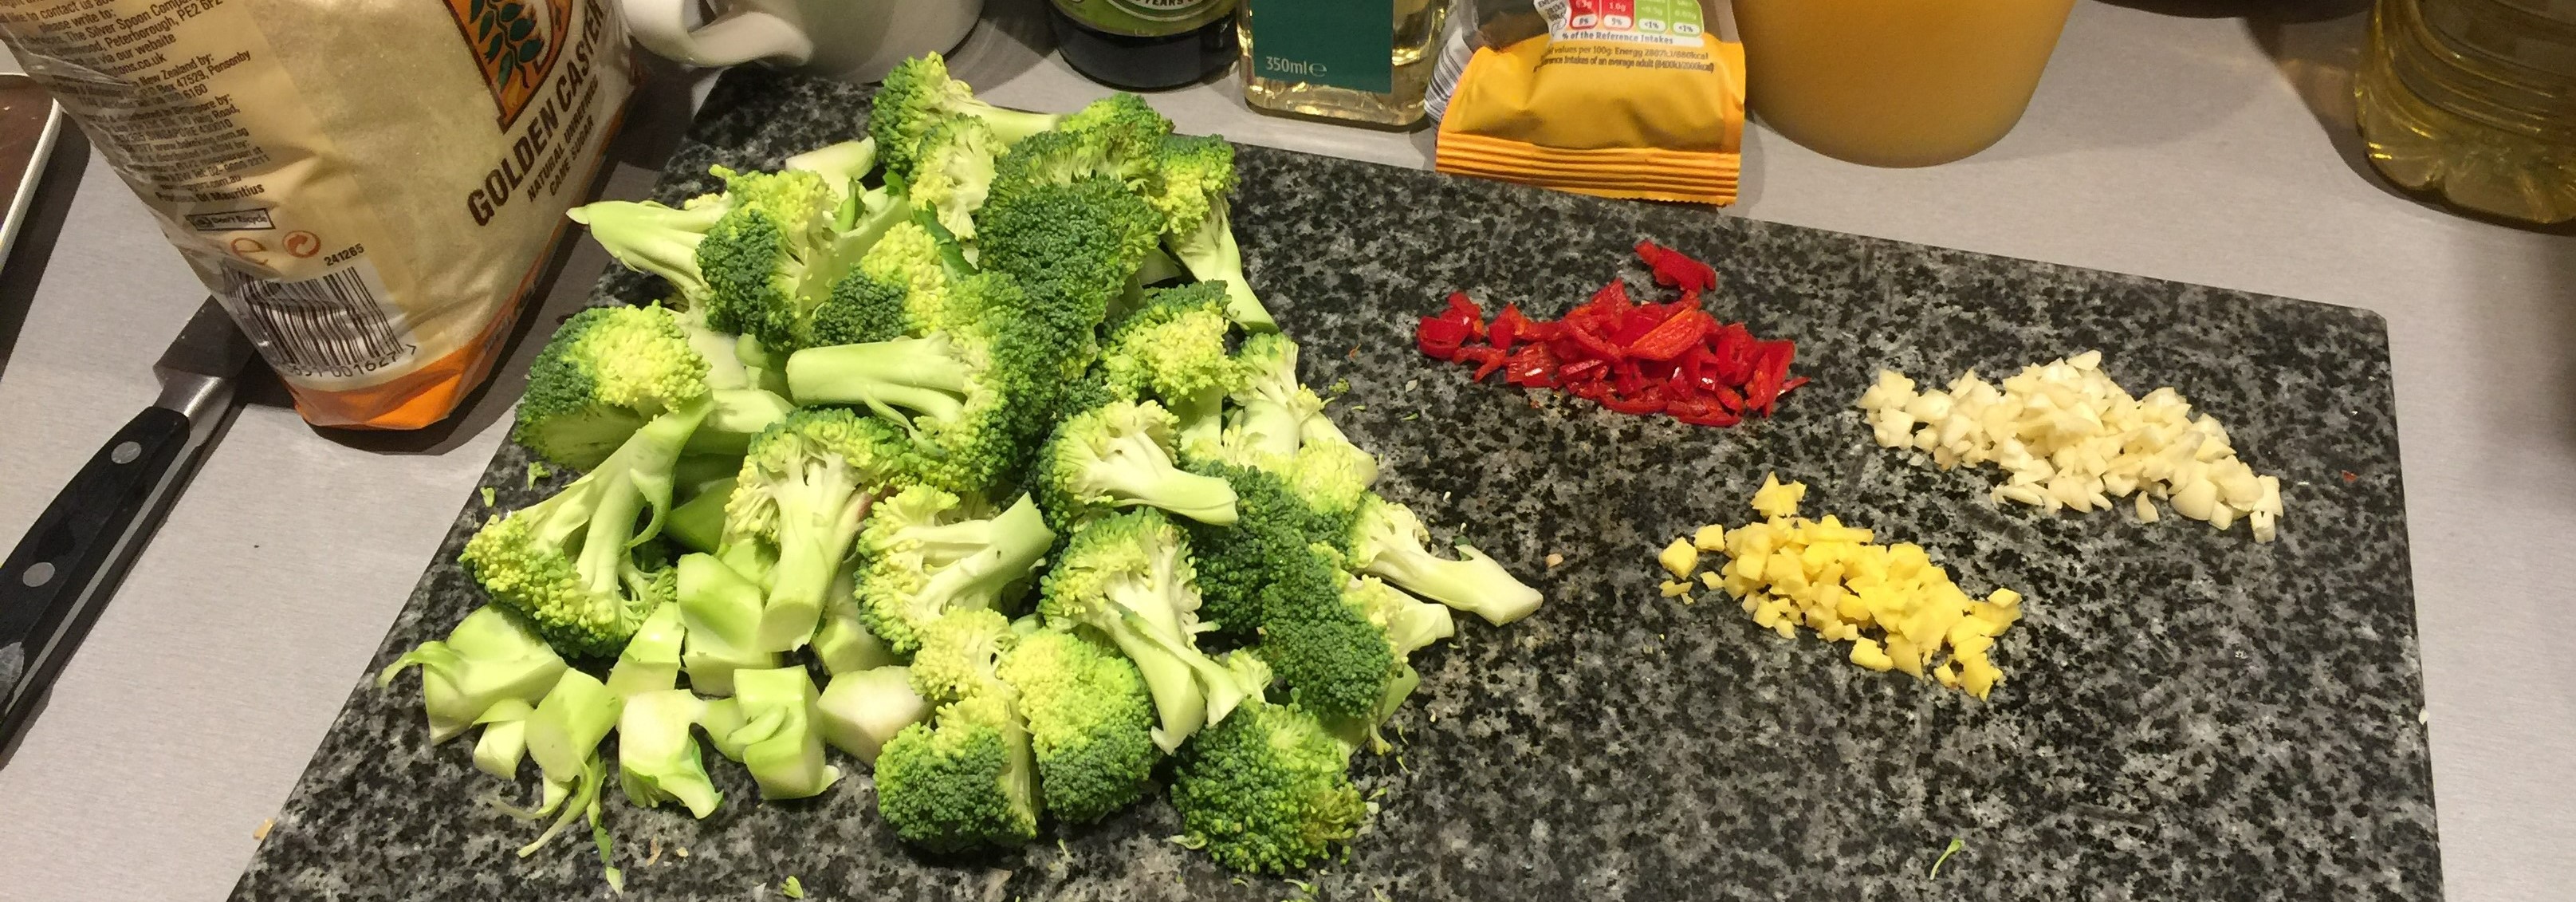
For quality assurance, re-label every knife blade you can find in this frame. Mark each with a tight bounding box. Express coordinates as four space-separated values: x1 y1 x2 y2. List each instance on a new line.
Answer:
0 297 253 749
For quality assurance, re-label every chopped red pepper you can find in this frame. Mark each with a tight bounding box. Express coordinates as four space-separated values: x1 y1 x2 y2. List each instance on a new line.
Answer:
1628 309 1713 361
1419 241 1795 428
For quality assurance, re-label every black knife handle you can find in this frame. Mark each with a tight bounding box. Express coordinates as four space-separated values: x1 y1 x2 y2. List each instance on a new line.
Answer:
0 407 192 742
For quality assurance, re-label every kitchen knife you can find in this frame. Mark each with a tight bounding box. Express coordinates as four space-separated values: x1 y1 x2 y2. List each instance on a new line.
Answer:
0 298 254 749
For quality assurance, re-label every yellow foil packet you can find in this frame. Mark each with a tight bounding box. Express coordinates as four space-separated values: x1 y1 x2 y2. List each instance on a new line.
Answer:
1428 0 1745 205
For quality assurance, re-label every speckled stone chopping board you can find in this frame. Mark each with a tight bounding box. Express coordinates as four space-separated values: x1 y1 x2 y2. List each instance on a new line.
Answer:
231 69 2439 902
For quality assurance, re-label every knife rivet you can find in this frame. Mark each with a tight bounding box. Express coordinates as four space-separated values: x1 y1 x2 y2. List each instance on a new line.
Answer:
111 442 140 465
19 561 51 588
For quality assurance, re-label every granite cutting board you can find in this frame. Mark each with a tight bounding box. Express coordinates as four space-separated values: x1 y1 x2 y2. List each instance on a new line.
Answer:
232 69 2440 901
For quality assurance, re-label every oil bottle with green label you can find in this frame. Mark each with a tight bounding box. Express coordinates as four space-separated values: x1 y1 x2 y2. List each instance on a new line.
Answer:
1241 0 1453 126
1051 0 1240 90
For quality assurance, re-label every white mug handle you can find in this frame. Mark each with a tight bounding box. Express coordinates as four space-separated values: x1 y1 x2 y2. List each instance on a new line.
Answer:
623 0 814 67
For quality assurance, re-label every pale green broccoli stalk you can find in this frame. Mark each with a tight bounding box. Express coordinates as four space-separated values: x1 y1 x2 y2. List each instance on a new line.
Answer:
690 388 796 459
617 688 723 818
673 553 784 695
852 488 1054 655
907 117 999 240
720 666 843 799
376 606 568 744
513 305 711 471
567 195 731 305
506 670 621 857
1038 399 1241 528
869 53 1063 177
667 476 734 554
1168 676 1367 873
817 666 930 766
1100 282 1252 453
997 628 1157 824
1038 509 1245 752
604 602 686 695
1149 134 1275 332
1343 494 1542 626
470 698 537 779
722 408 914 652
460 396 710 659
975 178 1165 364
907 608 1017 704
873 691 1040 851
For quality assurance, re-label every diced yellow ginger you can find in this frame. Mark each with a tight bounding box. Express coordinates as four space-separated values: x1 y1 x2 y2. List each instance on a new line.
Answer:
1751 473 1807 519
1659 580 1693 598
1849 638 1894 672
1960 658 2002 699
1699 571 1724 589
1659 538 1698 579
1988 588 2022 608
1886 636 1925 677
1693 524 1728 552
1933 661 1962 688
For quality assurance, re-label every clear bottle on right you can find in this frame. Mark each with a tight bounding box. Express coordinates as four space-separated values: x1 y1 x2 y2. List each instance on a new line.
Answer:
2355 0 2576 224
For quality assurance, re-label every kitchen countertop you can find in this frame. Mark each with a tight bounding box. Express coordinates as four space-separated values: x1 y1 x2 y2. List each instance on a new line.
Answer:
1 2 2568 900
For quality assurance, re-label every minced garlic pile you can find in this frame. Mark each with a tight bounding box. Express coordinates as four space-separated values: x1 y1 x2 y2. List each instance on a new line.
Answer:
1855 351 2283 542
1660 475 2023 699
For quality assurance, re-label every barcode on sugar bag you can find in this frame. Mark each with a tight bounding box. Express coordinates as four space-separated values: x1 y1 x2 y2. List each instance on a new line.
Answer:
221 262 419 380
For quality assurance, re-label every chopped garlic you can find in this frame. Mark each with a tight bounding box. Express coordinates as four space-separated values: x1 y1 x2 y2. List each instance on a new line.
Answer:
1686 477 2022 699
1854 354 2284 542
1545 552 1565 569
1658 538 1698 579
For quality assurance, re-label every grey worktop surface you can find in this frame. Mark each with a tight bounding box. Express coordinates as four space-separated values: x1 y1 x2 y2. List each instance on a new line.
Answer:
2 2 2570 900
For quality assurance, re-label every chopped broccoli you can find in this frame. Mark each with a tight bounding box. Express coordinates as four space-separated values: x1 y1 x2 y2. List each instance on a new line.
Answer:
568 194 731 305
784 137 878 221
1101 282 1251 453
376 606 568 744
698 165 879 353
515 669 623 854
513 305 711 470
997 628 1157 823
1222 333 1324 461
1246 541 1394 726
870 53 1063 177
1038 399 1241 528
874 691 1041 851
852 487 1054 654
807 268 912 348
1169 672 1367 873
461 396 710 659
1178 459 1344 636
812 561 901 675
1327 577 1454 751
617 687 722 817
975 177 1164 360
722 408 914 652
785 275 1052 494
1148 135 1275 332
667 476 735 554
908 607 1017 704
817 665 930 766
604 601 686 695
990 95 1169 197
1038 509 1245 751
1343 494 1542 626
907 116 1001 240
715 667 843 799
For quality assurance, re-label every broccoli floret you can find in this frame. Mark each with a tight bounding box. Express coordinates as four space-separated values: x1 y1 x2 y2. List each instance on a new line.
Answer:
1343 494 1542 626
853 488 1054 654
784 137 878 223
1327 576 1454 751
1039 509 1245 751
997 627 1156 824
874 691 1040 852
568 195 732 305
907 117 1000 241
1247 541 1394 726
1178 459 1343 636
976 177 1164 353
1101 282 1250 453
376 606 569 745
807 270 911 348
990 95 1169 197
1222 333 1323 459
1038 399 1241 528
1148 135 1275 333
824 220 986 343
697 166 863 353
1169 680 1367 873
785 275 1052 494
909 608 1017 705
722 408 914 652
514 305 710 470
462 397 710 659
870 53 1063 177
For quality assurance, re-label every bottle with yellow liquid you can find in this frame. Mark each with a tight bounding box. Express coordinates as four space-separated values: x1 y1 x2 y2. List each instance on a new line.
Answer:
2356 0 2576 224
1240 0 1453 127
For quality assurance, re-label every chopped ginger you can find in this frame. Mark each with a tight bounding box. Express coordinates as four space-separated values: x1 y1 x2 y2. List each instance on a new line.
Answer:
1658 538 1698 579
1692 524 1728 551
1658 580 1693 598
1682 475 2024 699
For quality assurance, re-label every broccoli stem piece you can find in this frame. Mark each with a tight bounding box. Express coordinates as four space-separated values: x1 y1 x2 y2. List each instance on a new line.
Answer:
1165 206 1276 333
376 607 568 744
782 337 973 423
667 477 733 553
1347 498 1543 626
817 666 930 766
617 688 722 818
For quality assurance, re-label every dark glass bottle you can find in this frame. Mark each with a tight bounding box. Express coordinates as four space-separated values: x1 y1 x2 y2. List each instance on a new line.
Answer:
1048 0 1240 90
